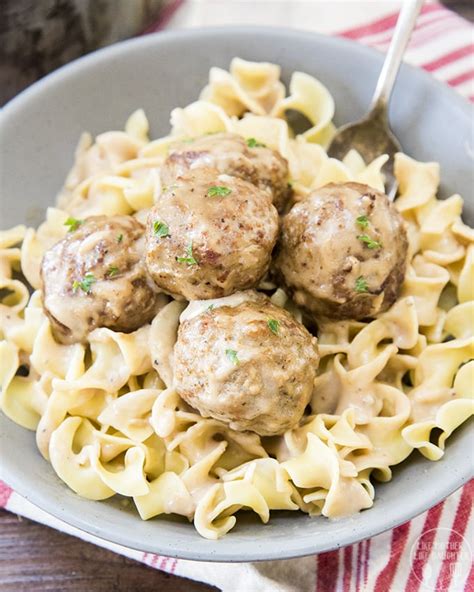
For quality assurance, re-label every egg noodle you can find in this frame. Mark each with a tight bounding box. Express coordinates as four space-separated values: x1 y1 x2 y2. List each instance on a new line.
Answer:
1 59 472 539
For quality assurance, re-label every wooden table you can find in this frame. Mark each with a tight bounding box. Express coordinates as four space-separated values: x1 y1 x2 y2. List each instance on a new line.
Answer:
0 511 216 592
1 2 471 591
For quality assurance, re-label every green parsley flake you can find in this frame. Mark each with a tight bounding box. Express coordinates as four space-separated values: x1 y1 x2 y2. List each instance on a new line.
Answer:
357 234 382 249
207 185 232 198
207 304 215 312
226 349 239 365
267 318 280 335
355 276 369 293
176 242 198 266
246 137 266 148
64 217 83 232
73 272 96 294
117 234 123 243
107 266 119 277
153 220 170 238
356 215 369 229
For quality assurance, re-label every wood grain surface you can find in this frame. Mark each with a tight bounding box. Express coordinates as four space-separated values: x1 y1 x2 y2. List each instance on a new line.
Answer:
0 3 471 592
0 510 216 592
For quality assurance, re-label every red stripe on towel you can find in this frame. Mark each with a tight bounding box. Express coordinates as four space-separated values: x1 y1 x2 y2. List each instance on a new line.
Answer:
355 542 363 591
317 550 340 592
374 522 411 592
363 538 371 588
339 4 441 40
342 545 353 592
0 481 13 508
447 70 474 87
404 501 445 592
423 44 473 72
464 561 474 592
361 8 450 47
435 482 473 592
142 0 185 34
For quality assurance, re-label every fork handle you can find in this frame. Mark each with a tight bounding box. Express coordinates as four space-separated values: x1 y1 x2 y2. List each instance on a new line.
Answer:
370 0 424 115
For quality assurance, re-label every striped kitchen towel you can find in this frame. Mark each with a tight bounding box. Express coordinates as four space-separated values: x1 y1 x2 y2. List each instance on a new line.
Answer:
1 2 473 591
337 2 474 99
1 479 472 591
157 0 474 100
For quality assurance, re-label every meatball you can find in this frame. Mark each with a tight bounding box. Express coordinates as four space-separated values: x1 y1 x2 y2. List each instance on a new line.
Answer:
41 215 165 344
161 132 291 212
145 167 279 300
174 291 320 436
274 182 408 320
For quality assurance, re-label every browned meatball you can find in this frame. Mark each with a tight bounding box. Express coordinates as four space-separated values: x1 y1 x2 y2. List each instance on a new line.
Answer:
174 291 319 436
161 132 291 212
274 182 408 320
145 168 279 300
41 215 165 344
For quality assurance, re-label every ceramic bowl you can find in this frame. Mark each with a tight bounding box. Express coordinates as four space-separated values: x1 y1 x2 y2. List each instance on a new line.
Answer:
0 27 472 562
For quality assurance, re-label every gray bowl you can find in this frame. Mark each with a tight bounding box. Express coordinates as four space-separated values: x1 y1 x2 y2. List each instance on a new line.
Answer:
0 27 473 562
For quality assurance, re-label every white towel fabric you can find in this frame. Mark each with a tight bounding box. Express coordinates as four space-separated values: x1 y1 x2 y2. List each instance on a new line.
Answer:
2 2 473 591
164 0 473 98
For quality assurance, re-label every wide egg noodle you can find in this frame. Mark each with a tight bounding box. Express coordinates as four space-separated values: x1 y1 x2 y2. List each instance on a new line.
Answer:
0 59 472 539
199 58 284 117
271 71 336 146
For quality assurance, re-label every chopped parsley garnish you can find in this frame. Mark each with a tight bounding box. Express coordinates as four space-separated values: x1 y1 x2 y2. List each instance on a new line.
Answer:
64 217 83 232
153 220 170 238
356 215 369 229
355 276 369 293
207 185 232 197
107 266 119 277
267 318 280 335
176 242 198 265
225 349 239 365
357 234 382 249
246 137 266 148
117 234 123 243
207 304 215 312
72 272 96 294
